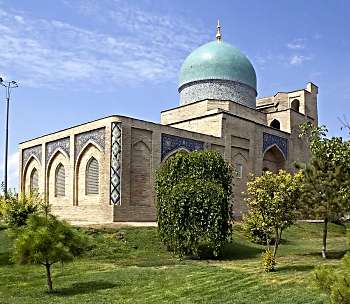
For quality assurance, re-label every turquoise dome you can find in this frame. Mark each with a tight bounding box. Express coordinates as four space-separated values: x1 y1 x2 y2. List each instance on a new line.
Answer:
179 41 257 91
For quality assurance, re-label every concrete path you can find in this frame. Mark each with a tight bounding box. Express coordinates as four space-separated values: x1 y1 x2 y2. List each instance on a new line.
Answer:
70 221 157 228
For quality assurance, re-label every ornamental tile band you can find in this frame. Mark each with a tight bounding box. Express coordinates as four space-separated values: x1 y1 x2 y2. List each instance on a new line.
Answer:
179 79 256 108
161 134 204 160
75 128 105 159
263 132 288 159
110 122 122 205
46 137 70 166
23 145 42 167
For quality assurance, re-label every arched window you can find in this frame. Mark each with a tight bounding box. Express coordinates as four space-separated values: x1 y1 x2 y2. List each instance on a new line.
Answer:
86 157 99 195
270 119 281 130
291 99 300 112
55 163 65 197
30 168 39 193
234 163 243 179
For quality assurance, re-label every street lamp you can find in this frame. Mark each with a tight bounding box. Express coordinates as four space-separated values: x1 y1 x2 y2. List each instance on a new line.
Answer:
0 77 18 196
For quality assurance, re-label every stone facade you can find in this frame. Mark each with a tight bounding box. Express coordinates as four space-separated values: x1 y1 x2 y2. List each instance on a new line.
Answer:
18 82 318 223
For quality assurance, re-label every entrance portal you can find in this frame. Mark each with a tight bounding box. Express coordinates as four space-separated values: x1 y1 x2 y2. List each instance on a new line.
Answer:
262 145 285 172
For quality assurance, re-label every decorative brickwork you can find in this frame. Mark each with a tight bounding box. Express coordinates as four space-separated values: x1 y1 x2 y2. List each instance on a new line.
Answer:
23 145 42 167
75 128 105 159
161 134 204 160
263 132 288 159
46 137 70 166
110 122 122 205
179 79 256 108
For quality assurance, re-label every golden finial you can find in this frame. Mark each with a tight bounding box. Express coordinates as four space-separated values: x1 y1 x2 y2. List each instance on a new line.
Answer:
216 20 222 42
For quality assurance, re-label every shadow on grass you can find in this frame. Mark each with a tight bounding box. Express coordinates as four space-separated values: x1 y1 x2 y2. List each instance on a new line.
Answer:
222 240 264 260
277 264 315 272
0 252 12 266
52 281 118 296
299 250 348 260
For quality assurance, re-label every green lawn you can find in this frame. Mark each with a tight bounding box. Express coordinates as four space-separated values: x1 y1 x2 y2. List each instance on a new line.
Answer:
0 222 348 303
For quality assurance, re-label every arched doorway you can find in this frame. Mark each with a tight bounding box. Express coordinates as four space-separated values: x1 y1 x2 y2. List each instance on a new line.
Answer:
262 145 285 172
291 99 300 112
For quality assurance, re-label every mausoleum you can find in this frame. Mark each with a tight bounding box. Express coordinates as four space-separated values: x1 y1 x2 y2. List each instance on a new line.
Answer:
18 23 318 223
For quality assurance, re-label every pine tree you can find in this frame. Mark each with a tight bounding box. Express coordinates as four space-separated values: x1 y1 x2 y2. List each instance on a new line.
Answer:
12 203 88 291
299 123 350 258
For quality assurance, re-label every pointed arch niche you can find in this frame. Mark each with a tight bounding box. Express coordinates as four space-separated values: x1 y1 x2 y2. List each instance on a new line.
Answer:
262 145 285 173
47 150 70 205
75 143 104 205
162 147 190 163
232 152 248 181
130 140 152 206
23 156 41 194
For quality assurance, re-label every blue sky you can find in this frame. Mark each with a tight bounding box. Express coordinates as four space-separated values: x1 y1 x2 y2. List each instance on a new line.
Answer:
1 0 350 189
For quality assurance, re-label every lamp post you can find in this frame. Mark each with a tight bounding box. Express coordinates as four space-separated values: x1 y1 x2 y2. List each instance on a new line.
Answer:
0 77 18 196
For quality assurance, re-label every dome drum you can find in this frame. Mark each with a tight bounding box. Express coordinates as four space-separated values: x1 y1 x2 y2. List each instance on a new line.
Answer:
179 79 256 107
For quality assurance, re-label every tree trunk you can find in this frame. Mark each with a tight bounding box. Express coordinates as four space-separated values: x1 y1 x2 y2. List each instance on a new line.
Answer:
322 218 328 259
45 263 53 292
266 235 271 250
273 228 280 258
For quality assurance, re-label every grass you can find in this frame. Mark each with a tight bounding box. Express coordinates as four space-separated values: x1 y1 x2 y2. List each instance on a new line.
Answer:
0 222 348 303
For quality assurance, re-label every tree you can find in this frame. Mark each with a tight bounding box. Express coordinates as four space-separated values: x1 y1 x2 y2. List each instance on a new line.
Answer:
299 123 350 258
242 210 273 245
0 191 40 227
155 150 233 258
245 170 303 261
12 203 88 292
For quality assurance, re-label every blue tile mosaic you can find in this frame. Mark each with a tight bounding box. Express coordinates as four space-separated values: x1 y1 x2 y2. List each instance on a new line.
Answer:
180 79 256 108
75 128 105 159
46 137 70 166
161 134 204 160
263 132 288 159
23 145 42 167
110 122 122 205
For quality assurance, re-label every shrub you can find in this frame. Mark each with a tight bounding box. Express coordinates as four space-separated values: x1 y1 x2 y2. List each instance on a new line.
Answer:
261 249 276 272
312 233 350 303
156 150 233 258
242 211 273 245
313 254 350 304
0 191 41 227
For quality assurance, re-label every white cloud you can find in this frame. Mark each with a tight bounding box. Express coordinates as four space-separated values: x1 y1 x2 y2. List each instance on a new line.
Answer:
14 15 24 24
289 55 311 65
0 151 19 191
0 2 210 89
287 39 305 50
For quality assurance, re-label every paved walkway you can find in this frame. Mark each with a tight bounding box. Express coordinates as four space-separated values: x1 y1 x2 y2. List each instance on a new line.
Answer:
70 221 157 228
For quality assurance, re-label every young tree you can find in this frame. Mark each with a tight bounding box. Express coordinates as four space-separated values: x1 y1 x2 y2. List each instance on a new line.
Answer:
299 123 350 258
12 203 88 292
245 170 303 260
155 150 233 258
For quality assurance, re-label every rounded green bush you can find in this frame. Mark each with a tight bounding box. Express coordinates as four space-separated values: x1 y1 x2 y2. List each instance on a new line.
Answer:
155 150 233 258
